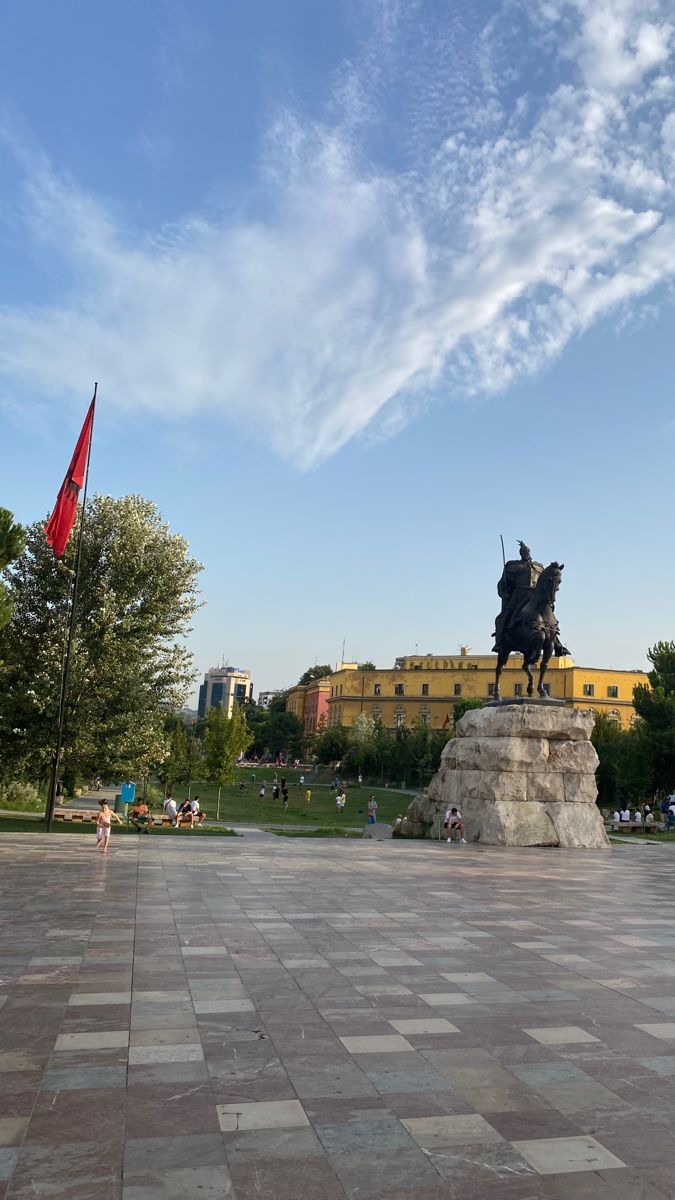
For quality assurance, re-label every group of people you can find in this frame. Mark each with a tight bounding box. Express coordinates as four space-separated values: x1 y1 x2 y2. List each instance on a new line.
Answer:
612 796 675 827
162 794 206 828
258 776 291 811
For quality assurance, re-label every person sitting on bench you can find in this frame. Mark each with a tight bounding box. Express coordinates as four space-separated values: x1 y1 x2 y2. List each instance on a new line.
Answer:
175 799 194 829
130 801 153 833
190 796 206 826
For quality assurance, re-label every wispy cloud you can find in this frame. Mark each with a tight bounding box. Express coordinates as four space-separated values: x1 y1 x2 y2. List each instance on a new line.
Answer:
0 0 673 467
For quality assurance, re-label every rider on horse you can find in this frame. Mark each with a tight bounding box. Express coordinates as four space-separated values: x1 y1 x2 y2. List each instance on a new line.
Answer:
492 541 543 654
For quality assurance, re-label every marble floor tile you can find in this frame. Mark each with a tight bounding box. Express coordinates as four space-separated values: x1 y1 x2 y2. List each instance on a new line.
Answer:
524 1026 601 1045
339 1035 415 1055
217 1098 310 1131
513 1134 626 1174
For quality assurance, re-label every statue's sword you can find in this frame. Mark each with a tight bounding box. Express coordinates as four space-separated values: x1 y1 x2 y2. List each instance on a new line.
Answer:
500 534 505 569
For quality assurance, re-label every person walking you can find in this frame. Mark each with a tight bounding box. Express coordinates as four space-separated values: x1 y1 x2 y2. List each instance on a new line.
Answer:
305 787 312 806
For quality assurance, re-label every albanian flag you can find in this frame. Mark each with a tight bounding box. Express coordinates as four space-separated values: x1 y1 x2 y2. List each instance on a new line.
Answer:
45 394 96 557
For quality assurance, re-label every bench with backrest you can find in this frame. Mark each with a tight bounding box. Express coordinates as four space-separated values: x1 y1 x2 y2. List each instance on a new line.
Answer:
605 820 666 834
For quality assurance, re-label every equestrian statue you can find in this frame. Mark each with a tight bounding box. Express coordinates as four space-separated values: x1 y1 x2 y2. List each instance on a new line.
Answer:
492 540 569 700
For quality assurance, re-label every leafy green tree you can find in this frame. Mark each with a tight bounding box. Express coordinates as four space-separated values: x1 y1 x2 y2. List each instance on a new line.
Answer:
160 718 190 790
264 710 303 761
0 508 25 631
204 704 253 791
591 712 624 807
357 661 376 671
632 640 675 793
453 698 484 725
0 494 202 787
298 664 333 686
313 723 349 765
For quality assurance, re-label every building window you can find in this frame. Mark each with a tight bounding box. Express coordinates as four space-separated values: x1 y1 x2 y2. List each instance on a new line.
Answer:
419 707 430 725
542 683 551 696
607 685 618 699
394 707 406 727
339 685 343 695
453 683 462 696
373 682 381 696
394 683 405 696
487 683 496 696
514 683 523 696
371 706 381 721
583 683 595 697
421 683 429 696
608 710 621 724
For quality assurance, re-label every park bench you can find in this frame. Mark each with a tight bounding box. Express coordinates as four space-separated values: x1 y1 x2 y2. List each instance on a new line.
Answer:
605 820 667 834
53 811 97 824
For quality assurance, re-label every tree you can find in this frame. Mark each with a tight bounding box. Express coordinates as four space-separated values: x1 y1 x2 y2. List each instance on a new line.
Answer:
453 698 484 725
313 723 349 764
159 718 190 790
0 494 202 787
591 712 624 807
0 509 25 631
357 661 376 671
298 664 333 686
204 704 253 793
263 710 303 761
632 641 675 793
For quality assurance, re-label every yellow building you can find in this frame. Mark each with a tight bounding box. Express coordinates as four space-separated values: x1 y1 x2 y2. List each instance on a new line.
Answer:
320 649 647 731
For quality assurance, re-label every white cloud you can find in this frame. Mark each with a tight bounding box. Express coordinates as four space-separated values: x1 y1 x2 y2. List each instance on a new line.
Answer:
0 0 673 467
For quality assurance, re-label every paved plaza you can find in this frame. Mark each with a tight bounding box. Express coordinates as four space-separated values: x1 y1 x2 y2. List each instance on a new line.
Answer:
1 831 675 1199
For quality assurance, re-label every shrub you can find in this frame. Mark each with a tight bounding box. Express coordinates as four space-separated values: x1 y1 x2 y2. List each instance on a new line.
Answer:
0 781 42 812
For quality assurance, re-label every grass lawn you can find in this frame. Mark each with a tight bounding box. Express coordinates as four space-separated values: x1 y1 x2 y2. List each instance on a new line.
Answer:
0 816 238 836
164 769 414 829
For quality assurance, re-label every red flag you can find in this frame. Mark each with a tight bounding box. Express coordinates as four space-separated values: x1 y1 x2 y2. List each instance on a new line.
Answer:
45 396 95 557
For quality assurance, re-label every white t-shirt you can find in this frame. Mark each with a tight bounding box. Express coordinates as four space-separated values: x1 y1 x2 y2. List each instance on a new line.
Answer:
190 799 200 814
612 812 620 822
446 809 462 824
164 798 177 818
633 812 642 823
620 809 630 821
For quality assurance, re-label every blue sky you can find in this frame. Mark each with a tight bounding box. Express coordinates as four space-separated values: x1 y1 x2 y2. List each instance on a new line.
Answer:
1 0 674 701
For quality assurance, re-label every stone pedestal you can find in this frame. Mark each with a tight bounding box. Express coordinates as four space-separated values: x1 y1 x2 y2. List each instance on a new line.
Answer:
425 703 609 848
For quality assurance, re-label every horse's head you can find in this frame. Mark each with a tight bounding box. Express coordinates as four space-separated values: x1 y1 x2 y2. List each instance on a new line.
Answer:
536 561 564 605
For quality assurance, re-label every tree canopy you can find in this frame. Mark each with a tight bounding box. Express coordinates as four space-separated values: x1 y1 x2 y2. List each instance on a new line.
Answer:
632 641 675 793
0 494 202 788
204 704 252 788
298 664 333 685
0 508 25 631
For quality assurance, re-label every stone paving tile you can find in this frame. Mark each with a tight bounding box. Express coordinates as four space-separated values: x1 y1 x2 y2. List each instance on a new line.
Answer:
4 833 675 1197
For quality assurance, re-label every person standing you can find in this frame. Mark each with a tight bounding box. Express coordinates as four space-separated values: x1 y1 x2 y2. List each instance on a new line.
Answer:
367 795 377 825
305 787 312 806
259 783 266 800
272 783 279 802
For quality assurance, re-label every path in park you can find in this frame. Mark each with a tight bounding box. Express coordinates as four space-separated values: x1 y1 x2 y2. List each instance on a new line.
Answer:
1 832 674 1199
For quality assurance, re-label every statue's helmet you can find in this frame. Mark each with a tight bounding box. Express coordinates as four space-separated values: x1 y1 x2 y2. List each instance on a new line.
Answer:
518 540 531 559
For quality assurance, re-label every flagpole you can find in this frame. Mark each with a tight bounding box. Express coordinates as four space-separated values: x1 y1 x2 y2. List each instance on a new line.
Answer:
45 384 97 831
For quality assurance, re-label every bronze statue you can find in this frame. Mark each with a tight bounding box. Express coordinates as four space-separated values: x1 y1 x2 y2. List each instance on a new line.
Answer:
492 541 569 699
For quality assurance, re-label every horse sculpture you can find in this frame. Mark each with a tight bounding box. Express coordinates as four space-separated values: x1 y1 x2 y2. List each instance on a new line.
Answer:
493 561 568 700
